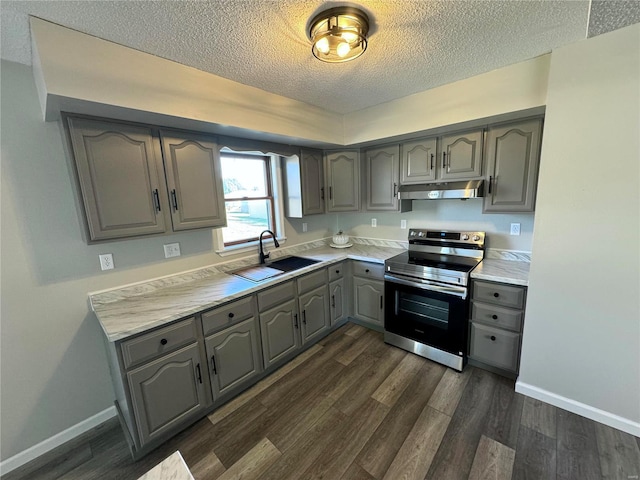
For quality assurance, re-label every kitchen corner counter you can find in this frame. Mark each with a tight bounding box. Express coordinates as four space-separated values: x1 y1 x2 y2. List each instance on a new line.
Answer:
471 259 530 286
90 241 405 342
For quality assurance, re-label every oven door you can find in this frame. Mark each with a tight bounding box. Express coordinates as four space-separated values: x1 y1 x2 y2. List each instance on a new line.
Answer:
384 273 469 356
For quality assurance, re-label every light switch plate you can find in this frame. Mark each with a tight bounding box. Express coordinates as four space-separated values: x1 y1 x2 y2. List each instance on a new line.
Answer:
510 223 521 236
302 222 308 232
99 254 114 271
371 218 377 227
400 220 407 229
164 243 181 258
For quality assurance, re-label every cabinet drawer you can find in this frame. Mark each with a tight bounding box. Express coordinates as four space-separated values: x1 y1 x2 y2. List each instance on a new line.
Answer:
297 269 327 294
328 262 345 282
471 302 523 332
121 317 198 369
258 281 295 312
352 261 384 280
469 323 520 372
202 296 255 336
472 281 525 309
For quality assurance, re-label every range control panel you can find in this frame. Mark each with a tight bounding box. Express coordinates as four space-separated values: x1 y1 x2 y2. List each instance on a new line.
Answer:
408 229 485 246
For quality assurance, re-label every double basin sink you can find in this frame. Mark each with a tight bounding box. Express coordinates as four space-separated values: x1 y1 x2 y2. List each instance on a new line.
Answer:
231 256 320 283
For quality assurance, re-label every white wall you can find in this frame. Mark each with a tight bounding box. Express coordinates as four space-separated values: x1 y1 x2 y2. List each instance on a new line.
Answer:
518 24 640 434
0 59 336 462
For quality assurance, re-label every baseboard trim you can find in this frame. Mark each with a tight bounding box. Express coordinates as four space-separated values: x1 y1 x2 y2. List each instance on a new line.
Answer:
515 381 640 437
0 406 117 476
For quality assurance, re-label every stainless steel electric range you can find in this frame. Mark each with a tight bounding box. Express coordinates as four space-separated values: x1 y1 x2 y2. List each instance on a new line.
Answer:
384 229 485 371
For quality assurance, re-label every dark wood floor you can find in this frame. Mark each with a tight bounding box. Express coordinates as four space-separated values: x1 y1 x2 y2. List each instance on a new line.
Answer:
5 323 640 480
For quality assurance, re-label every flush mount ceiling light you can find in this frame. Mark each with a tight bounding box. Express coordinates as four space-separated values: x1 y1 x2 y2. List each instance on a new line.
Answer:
308 6 370 63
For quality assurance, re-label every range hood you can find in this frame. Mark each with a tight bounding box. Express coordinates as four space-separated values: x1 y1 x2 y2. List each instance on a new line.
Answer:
398 180 485 200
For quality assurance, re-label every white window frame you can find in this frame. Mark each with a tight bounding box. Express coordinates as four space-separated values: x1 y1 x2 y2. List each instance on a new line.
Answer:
215 149 287 256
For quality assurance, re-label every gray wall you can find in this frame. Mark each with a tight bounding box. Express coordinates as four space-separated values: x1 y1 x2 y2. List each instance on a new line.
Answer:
0 60 335 461
519 24 639 426
337 201 535 251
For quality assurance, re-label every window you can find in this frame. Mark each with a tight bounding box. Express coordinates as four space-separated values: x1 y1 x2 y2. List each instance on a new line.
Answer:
220 152 277 246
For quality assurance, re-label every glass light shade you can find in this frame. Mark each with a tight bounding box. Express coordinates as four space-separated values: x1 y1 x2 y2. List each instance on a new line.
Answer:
308 7 369 63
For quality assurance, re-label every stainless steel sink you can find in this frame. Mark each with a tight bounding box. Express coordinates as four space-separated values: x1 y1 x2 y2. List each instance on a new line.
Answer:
231 256 320 282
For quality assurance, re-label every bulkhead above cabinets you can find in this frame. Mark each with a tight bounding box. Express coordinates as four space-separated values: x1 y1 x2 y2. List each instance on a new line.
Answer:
65 115 226 243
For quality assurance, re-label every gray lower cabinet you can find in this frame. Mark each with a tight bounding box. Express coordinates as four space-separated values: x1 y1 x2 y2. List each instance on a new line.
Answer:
324 150 360 212
299 285 330 344
364 145 400 211
351 262 385 329
66 116 169 241
127 342 207 446
483 118 543 213
205 317 262 399
65 115 227 242
160 130 226 230
329 278 345 325
468 279 527 377
259 298 301 369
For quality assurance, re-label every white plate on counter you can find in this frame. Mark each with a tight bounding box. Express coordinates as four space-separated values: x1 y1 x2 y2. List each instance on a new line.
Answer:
330 243 353 249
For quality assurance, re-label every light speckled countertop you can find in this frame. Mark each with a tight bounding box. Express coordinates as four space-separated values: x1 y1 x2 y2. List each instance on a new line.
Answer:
91 242 405 342
137 451 194 480
471 259 530 286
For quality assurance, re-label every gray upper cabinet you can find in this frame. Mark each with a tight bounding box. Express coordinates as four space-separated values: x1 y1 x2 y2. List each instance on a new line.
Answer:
324 151 360 212
400 138 437 184
159 130 226 230
282 149 324 218
67 116 169 241
301 149 325 215
364 145 400 211
205 317 262 399
127 343 207 446
440 130 483 180
483 118 542 213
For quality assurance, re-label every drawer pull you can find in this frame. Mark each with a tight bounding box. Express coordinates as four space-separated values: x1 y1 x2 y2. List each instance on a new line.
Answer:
493 292 500 298
336 269 340 274
365 269 370 273
228 312 235 319
211 355 217 374
160 338 168 346
490 335 496 341
492 314 498 320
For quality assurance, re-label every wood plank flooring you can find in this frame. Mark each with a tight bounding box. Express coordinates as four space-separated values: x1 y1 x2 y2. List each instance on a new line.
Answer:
5 323 640 480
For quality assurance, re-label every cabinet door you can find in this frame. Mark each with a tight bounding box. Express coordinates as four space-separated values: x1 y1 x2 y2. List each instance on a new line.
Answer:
67 117 169 241
325 151 360 212
365 145 400 211
439 130 483 180
329 278 345 325
353 277 384 326
160 131 226 230
483 119 542 213
401 138 437 184
259 299 301 368
205 318 262 398
299 285 330 345
127 343 206 446
301 149 325 215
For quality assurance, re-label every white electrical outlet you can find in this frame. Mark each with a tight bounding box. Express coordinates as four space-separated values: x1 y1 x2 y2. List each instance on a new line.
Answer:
400 219 407 229
164 243 181 258
99 254 114 271
371 218 377 227
302 222 308 232
510 223 521 236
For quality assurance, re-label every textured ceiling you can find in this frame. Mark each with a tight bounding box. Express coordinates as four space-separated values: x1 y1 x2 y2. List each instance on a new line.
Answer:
0 1 595 114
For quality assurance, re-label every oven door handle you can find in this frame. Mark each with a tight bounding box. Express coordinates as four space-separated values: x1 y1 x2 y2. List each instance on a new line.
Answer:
384 274 468 299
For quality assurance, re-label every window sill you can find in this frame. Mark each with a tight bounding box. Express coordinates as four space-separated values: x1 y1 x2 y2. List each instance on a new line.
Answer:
215 237 287 257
